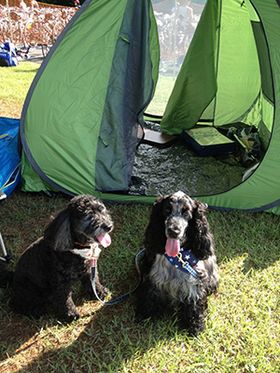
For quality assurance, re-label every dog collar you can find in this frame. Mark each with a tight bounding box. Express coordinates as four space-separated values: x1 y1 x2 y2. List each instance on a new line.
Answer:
164 248 199 278
73 242 91 249
70 243 100 267
71 242 92 258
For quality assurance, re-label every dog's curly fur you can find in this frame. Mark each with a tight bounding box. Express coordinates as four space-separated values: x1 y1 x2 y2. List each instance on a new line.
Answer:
135 191 218 336
1 195 113 322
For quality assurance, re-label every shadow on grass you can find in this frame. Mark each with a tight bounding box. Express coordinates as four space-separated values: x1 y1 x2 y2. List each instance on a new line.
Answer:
14 301 179 372
15 68 39 73
0 278 181 372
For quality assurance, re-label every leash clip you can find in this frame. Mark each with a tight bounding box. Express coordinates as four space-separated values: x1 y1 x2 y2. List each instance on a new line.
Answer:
177 252 190 269
174 250 199 279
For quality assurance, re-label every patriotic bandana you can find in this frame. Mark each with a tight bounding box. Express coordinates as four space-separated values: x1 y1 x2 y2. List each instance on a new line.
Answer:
164 248 199 278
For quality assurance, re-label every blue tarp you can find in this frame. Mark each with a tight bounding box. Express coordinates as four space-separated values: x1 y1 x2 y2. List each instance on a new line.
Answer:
0 117 21 197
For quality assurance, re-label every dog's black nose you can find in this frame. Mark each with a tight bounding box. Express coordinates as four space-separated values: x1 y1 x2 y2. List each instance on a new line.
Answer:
102 223 113 232
167 226 180 238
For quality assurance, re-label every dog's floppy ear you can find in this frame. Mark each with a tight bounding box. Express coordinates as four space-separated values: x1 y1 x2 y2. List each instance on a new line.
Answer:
188 200 214 260
194 200 208 215
44 208 73 251
144 196 167 257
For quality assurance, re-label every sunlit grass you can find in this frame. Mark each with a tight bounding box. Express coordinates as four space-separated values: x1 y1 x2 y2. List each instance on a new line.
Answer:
0 61 39 118
146 74 176 116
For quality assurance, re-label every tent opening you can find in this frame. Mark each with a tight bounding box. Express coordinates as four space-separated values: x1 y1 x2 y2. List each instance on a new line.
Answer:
129 0 274 197
147 0 206 116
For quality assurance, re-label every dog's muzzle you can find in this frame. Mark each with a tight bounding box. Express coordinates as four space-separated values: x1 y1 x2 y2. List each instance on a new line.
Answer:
166 216 188 240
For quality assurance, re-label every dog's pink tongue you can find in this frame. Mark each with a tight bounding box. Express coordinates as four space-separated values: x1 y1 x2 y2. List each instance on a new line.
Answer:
165 238 180 257
97 233 111 248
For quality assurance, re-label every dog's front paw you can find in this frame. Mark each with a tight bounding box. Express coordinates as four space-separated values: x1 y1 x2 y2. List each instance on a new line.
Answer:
66 310 80 322
178 319 204 336
187 323 205 337
81 278 109 300
95 284 109 299
134 307 152 323
59 308 80 323
135 314 148 324
178 313 205 336
134 311 143 323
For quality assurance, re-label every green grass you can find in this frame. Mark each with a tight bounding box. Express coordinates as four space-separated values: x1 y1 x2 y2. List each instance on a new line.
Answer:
0 62 279 373
0 62 40 118
146 75 177 115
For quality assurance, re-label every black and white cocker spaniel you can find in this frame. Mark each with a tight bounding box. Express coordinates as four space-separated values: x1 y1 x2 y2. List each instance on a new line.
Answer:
1 195 113 322
135 191 218 336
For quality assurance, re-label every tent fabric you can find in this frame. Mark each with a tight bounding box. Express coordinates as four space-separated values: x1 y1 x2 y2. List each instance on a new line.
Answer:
251 21 274 102
95 0 159 192
21 0 159 195
20 0 280 214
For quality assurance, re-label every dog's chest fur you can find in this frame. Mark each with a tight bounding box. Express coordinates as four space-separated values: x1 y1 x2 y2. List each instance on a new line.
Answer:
149 254 201 303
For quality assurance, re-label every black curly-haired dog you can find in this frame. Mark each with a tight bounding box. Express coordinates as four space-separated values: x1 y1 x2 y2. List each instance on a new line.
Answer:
1 195 113 322
135 191 218 336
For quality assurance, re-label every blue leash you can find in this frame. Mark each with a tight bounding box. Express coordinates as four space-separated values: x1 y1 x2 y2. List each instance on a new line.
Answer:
90 249 145 306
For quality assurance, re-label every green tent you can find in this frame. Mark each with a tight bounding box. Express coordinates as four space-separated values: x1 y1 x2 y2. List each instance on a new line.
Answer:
20 0 280 213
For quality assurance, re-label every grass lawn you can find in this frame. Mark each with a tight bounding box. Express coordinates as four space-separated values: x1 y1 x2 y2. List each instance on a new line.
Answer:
146 74 177 115
0 62 279 372
0 62 39 118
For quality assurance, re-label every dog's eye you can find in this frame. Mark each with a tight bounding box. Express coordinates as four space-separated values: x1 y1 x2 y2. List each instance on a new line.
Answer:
164 205 172 216
182 208 190 216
